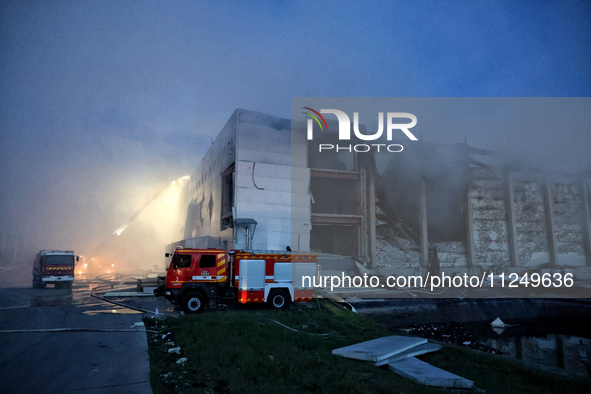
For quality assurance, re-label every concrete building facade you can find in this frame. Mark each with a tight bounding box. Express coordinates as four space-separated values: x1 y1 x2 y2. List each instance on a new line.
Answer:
173 109 377 268
179 109 306 252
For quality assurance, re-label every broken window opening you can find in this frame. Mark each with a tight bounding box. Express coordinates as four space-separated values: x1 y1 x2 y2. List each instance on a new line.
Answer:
310 176 359 215
221 164 235 230
310 224 359 257
378 143 469 244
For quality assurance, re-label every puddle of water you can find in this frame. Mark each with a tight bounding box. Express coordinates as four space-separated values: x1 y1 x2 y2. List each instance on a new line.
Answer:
410 321 591 378
31 294 73 307
466 322 591 378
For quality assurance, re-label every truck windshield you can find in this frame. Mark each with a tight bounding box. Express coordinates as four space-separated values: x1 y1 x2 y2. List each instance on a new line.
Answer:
173 254 192 268
45 255 75 266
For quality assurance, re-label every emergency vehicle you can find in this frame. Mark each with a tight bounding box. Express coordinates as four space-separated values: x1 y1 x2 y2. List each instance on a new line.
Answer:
162 248 318 313
32 250 78 289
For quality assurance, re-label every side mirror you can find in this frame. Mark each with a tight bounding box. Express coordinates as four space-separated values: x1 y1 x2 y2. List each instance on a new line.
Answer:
76 256 80 262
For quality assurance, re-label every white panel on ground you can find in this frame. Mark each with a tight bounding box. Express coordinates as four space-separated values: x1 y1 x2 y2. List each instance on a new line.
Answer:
387 357 474 389
375 343 442 366
332 336 427 362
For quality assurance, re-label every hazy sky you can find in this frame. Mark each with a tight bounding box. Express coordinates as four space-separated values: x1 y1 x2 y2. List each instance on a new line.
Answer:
1 1 590 263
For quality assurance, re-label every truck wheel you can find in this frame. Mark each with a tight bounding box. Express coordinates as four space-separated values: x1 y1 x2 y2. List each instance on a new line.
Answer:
268 290 290 310
182 292 206 314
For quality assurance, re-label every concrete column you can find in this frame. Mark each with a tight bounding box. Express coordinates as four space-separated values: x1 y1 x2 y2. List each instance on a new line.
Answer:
368 167 377 268
506 172 518 267
580 178 591 266
465 186 476 268
0 233 4 265
360 168 368 262
419 177 429 268
555 333 565 369
543 180 558 266
463 140 475 268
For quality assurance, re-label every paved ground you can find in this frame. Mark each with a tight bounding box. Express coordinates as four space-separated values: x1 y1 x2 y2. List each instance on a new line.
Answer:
0 280 172 394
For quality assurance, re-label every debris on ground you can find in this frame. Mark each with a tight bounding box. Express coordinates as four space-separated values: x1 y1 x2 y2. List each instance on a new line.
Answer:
333 335 474 390
167 347 181 354
491 317 506 328
387 356 474 389
405 322 502 354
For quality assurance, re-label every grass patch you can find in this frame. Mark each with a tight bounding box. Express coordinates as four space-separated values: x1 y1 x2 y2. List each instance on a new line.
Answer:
145 300 435 393
145 300 590 393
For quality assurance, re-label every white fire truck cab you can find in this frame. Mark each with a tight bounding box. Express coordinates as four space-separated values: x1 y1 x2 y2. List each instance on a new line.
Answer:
32 250 78 289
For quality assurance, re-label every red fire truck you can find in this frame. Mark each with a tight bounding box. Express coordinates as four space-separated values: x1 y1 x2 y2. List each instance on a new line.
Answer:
32 250 78 289
162 248 318 313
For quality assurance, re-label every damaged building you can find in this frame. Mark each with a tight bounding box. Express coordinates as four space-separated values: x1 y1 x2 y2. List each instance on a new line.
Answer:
172 109 591 281
375 141 591 282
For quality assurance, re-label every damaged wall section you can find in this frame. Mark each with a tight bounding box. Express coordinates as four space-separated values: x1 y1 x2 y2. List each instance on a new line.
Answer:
469 167 511 270
375 142 470 275
511 173 551 267
375 142 591 276
547 179 587 266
